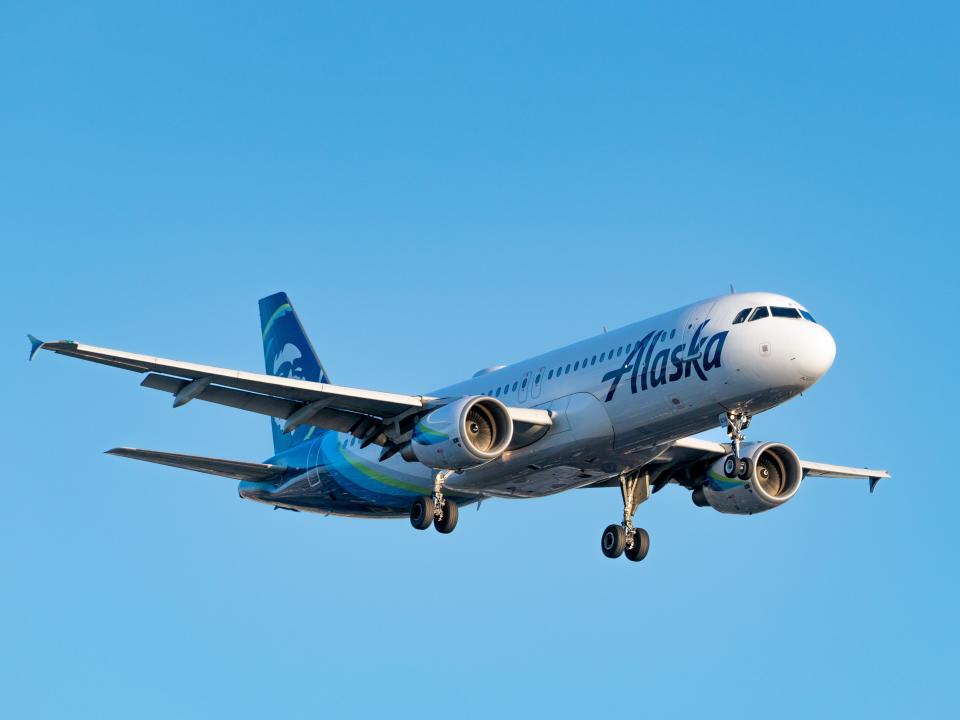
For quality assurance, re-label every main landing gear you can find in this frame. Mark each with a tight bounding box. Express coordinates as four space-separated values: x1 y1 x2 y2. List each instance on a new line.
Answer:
721 411 753 480
410 470 459 534
601 471 651 562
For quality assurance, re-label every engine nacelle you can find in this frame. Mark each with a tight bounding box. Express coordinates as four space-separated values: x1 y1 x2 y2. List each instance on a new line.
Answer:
404 396 513 470
699 442 803 515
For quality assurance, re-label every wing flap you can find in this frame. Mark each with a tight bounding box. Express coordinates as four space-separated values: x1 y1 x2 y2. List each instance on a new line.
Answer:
106 448 284 481
140 373 374 436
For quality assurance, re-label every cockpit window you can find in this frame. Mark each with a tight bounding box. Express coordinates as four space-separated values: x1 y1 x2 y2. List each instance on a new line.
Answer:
771 306 802 319
800 310 816 323
732 308 751 324
748 306 769 321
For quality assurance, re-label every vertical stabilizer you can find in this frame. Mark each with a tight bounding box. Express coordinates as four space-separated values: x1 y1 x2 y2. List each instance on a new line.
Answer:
258 293 330 454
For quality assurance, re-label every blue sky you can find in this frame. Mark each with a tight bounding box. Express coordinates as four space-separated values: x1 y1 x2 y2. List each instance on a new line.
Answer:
3 2 957 717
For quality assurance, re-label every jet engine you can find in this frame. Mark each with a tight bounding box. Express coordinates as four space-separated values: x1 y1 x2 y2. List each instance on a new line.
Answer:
402 396 513 470
693 442 803 515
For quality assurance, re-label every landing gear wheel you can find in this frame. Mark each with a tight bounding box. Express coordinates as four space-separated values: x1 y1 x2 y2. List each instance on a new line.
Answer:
434 499 459 534
410 496 434 530
723 455 738 478
601 524 627 558
736 457 753 480
625 528 650 562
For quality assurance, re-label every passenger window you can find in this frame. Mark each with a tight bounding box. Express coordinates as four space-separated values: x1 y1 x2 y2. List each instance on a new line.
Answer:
495 387 501 397
565 364 571 373
625 343 632 354
504 384 510 394
535 374 541 383
512 382 518 391
749 306 769 321
574 361 580 371
617 347 623 357
600 352 606 362
591 355 596 365
548 369 554 380
771 306 802 319
521 378 527 389
800 310 817 323
732 308 751 324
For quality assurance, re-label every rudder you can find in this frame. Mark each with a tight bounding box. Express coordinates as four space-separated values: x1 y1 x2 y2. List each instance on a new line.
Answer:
259 292 330 454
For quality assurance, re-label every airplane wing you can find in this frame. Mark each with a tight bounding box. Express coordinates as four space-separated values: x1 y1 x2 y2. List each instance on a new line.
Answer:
586 436 891 492
30 337 551 457
664 437 891 488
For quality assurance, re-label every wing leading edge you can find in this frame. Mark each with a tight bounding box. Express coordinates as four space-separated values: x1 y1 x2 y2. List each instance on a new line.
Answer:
29 337 552 455
659 437 891 492
584 436 891 492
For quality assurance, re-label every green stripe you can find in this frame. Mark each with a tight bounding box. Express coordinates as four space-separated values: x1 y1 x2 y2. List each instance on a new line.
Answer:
338 446 427 494
262 303 293 339
708 469 743 487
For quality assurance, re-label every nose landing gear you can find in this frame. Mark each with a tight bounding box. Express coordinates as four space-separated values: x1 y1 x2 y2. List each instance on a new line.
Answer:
600 471 651 562
721 411 753 479
410 470 459 533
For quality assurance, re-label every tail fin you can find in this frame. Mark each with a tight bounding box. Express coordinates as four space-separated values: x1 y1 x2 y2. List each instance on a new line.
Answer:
258 292 330 455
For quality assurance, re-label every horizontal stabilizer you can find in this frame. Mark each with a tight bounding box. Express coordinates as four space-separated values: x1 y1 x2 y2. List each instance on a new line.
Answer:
106 448 285 481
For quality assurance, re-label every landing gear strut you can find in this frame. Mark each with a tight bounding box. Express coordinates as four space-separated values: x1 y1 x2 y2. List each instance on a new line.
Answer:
600 471 651 562
410 470 459 534
721 411 753 480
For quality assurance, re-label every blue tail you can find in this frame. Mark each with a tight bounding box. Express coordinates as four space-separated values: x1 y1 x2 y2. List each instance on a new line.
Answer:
259 292 330 455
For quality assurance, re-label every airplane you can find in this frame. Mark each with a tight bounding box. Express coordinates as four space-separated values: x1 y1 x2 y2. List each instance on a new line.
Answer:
28 290 889 562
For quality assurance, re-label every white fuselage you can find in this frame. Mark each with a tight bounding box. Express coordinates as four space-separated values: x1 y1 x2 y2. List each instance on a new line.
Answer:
251 291 836 512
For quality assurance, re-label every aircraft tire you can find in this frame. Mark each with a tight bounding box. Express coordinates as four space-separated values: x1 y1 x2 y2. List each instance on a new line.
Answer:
737 457 754 480
723 455 738 478
601 524 626 558
625 528 650 562
410 496 434 530
434 499 458 534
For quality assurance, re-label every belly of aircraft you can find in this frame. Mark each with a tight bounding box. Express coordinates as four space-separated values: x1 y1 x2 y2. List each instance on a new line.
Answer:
239 379 800 515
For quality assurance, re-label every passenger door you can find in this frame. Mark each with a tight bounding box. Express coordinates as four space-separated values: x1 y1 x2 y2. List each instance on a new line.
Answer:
530 366 546 400
307 437 323 487
517 370 532 403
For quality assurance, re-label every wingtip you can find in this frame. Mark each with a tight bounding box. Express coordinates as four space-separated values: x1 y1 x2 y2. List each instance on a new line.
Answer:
27 334 44 361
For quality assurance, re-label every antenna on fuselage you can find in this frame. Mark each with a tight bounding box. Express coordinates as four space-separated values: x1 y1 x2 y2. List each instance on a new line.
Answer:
602 325 607 334
729 283 736 294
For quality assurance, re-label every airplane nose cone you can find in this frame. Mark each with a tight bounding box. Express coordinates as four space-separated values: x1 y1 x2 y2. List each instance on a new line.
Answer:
798 324 836 382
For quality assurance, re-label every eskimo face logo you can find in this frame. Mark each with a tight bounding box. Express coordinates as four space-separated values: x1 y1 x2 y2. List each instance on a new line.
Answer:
272 343 308 381
602 320 728 402
271 343 308 431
